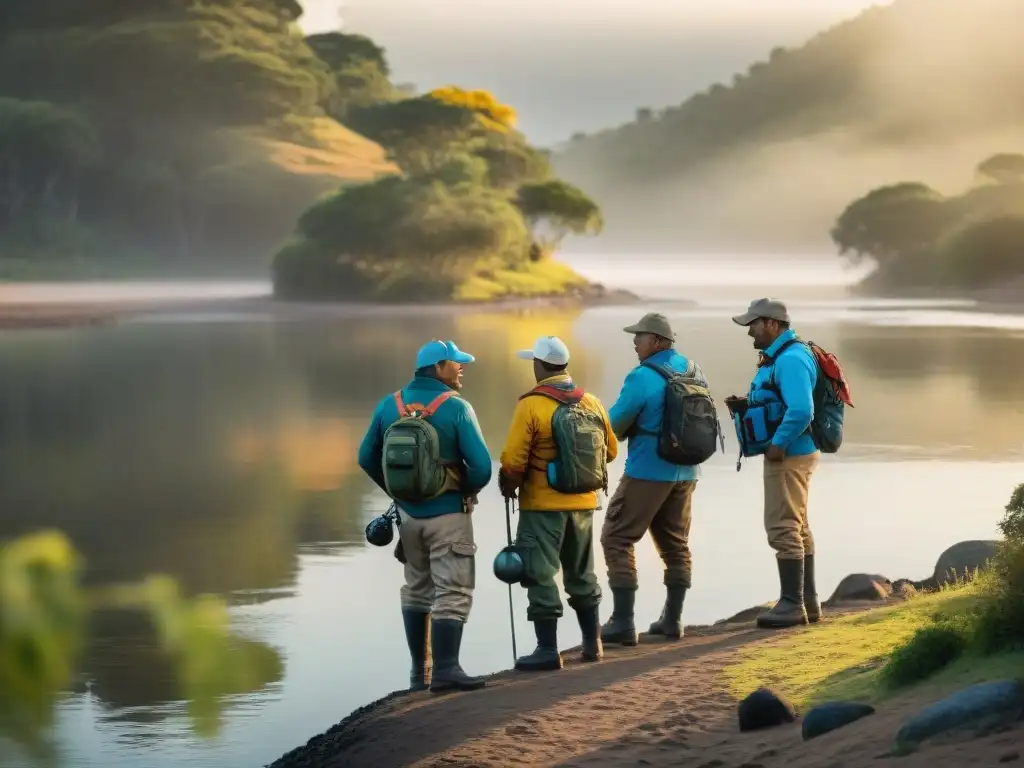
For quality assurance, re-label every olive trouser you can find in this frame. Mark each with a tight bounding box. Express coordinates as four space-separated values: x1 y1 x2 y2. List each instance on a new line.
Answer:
398 509 476 622
764 451 819 560
516 510 601 621
600 476 695 590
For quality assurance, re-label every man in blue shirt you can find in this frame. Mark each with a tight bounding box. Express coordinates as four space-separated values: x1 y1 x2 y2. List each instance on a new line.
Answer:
358 340 493 694
730 298 821 629
600 312 710 646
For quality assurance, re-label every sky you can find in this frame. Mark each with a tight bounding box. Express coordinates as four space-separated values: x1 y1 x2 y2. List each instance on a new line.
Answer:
298 0 884 145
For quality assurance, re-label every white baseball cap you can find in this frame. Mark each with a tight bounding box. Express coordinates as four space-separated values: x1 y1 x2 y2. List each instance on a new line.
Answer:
516 336 571 366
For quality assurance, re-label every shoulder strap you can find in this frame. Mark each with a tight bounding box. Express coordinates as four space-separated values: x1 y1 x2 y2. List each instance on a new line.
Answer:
520 384 585 405
420 391 457 416
640 360 676 381
393 390 457 417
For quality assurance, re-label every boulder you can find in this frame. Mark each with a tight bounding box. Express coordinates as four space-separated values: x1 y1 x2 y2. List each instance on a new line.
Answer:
891 579 919 599
715 603 774 626
931 540 1000 586
737 687 797 732
894 679 1024 753
802 701 875 740
824 573 892 605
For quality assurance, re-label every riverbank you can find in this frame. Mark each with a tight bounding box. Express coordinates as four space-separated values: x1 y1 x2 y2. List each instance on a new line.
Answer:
267 543 1023 768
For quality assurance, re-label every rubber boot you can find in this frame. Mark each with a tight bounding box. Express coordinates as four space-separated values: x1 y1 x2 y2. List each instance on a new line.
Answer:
515 619 563 671
756 558 809 629
600 587 639 646
575 605 603 662
804 554 822 623
401 609 431 691
647 585 687 640
428 619 486 693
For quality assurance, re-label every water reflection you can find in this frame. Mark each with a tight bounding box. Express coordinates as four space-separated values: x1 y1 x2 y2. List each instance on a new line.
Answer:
2 298 1024 767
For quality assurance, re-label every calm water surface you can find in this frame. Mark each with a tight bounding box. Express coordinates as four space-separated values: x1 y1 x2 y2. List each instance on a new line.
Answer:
2 259 1024 767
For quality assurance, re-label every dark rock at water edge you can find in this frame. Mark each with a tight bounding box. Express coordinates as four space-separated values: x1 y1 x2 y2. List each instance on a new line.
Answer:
894 678 1024 753
802 701 875 740
931 539 1000 586
715 603 773 625
738 687 798 732
825 573 892 605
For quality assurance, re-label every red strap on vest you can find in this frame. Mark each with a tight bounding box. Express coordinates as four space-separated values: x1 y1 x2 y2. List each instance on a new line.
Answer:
393 390 456 417
519 384 585 404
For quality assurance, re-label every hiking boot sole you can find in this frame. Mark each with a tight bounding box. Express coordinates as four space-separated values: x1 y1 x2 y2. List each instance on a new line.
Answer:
515 658 563 672
756 615 809 629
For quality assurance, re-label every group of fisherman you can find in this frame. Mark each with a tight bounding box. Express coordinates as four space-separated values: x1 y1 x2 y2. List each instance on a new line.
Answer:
356 297 851 695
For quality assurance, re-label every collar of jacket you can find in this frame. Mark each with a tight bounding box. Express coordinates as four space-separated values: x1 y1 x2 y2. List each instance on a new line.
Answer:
758 328 798 366
642 348 674 366
408 373 457 392
534 373 574 390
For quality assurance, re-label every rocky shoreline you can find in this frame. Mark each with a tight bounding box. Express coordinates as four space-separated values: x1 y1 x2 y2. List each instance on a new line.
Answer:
266 539 1006 768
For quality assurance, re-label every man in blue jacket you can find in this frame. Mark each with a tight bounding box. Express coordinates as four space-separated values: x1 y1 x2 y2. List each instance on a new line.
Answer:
600 312 710 645
731 298 820 629
357 339 493 693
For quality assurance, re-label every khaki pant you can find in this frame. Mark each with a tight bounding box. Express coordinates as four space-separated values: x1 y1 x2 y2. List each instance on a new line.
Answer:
600 476 696 589
764 452 819 560
398 509 476 622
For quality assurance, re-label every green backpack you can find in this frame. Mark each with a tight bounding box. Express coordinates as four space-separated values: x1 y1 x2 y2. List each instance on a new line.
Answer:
522 384 608 495
382 390 458 503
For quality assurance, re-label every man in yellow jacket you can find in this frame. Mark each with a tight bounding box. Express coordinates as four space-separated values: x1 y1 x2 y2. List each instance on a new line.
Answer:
498 336 619 672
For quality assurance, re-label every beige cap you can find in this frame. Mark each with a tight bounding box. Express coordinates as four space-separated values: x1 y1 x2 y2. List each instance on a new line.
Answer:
731 297 790 326
623 312 675 341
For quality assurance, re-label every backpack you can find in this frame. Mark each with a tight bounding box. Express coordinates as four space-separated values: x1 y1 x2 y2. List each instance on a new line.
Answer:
521 384 608 495
381 390 458 503
768 339 854 454
641 359 725 466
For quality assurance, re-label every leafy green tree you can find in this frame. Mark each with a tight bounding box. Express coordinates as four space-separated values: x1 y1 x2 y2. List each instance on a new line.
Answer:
830 182 947 265
277 170 532 300
0 98 102 225
306 31 393 119
347 87 517 174
306 31 389 76
937 215 1024 288
468 134 550 190
515 179 604 250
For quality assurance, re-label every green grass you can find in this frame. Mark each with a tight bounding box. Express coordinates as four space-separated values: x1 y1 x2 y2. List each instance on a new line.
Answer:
453 258 591 302
723 586 1024 708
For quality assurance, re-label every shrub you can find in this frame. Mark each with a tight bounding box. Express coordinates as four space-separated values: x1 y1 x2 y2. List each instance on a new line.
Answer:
881 622 969 687
972 540 1024 653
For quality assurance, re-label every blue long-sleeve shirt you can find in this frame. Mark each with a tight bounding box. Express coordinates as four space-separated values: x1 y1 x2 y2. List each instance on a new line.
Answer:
608 348 706 482
748 329 818 456
357 374 493 518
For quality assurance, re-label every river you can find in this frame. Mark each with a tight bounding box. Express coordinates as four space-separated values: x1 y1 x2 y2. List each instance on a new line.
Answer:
1 256 1023 767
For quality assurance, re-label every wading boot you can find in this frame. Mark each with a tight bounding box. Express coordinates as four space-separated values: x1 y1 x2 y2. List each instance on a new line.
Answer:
402 609 431 691
756 558 809 629
804 554 822 623
515 619 563 671
575 605 603 662
647 585 687 640
429 618 486 694
600 587 639 646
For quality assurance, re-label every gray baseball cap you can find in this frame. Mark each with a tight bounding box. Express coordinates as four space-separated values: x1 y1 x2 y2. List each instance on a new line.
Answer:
731 298 790 326
623 312 675 341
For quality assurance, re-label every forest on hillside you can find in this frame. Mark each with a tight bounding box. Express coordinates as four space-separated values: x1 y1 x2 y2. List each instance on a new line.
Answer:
0 1 602 299
554 0 1024 255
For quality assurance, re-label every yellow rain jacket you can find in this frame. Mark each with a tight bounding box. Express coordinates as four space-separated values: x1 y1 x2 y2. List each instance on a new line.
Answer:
499 375 619 512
